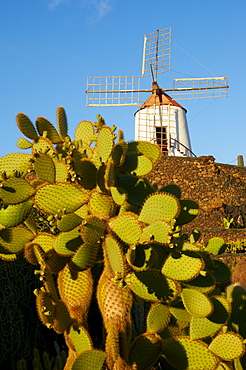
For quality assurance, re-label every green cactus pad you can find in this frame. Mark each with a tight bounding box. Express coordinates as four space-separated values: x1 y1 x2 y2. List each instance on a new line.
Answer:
32 136 56 156
125 270 180 302
139 192 180 224
78 160 97 189
127 141 161 164
110 186 127 206
182 271 216 294
74 204 88 219
162 252 204 282
71 242 100 271
45 249 69 274
118 174 154 207
162 336 219 370
205 237 227 255
96 126 114 163
57 214 83 232
0 200 33 227
36 116 61 144
182 241 202 252
190 296 230 340
56 106 68 139
16 138 33 149
175 199 199 226
208 332 245 361
34 153 56 183
170 302 192 323
58 264 93 323
16 113 38 140
160 184 181 199
88 191 115 219
111 141 127 166
55 161 69 182
120 153 154 176
68 325 93 353
0 226 33 254
104 235 124 275
127 243 156 271
71 349 107 370
181 288 213 318
53 299 72 334
80 216 106 244
54 227 82 256
0 177 35 204
139 220 172 244
128 333 162 370
212 260 231 283
147 303 171 333
108 212 141 245
105 160 117 189
0 153 32 178
74 120 94 145
36 290 55 328
35 183 89 214
30 233 54 253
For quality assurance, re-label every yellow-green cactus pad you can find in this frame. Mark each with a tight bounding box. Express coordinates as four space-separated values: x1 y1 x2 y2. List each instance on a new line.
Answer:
0 177 35 204
127 243 156 271
30 233 54 253
139 220 172 244
162 336 219 370
36 116 61 144
55 161 69 182
208 332 245 361
139 192 180 224
54 227 82 256
56 106 68 139
162 252 204 282
32 137 56 156
80 216 106 245
128 333 162 370
104 235 124 275
89 191 115 219
0 153 32 178
53 299 72 334
110 186 127 206
0 200 33 227
58 264 93 323
78 160 97 189
36 290 55 328
190 296 230 340
96 126 114 163
170 303 192 323
111 141 127 166
0 226 33 254
205 237 227 255
67 325 93 353
120 153 153 177
125 270 180 302
71 349 107 370
71 242 100 271
57 214 83 232
147 303 171 333
127 141 161 164
74 120 94 145
175 199 199 226
108 212 141 245
35 183 89 214
118 174 154 207
34 153 56 183
16 138 32 150
74 204 88 219
181 288 213 318
212 260 231 283
105 160 117 189
16 113 38 140
182 271 216 294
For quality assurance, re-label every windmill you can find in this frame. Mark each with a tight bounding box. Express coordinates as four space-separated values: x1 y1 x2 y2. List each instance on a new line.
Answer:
85 27 228 157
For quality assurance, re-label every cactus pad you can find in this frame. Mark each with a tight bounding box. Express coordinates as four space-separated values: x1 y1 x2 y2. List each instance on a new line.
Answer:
146 303 170 333
139 192 180 224
71 242 100 271
68 325 93 353
0 153 32 178
16 113 38 140
175 199 199 226
208 332 245 361
80 216 106 244
212 260 231 283
182 271 216 294
0 226 33 254
57 213 83 232
0 200 33 227
127 141 161 164
139 220 172 244
108 212 141 245
205 237 227 255
128 333 162 370
34 153 56 183
54 227 82 256
120 153 154 176
35 183 89 214
110 186 127 206
96 126 114 163
89 191 115 219
78 160 97 189
0 177 35 204
71 349 107 370
104 235 124 275
56 106 68 139
162 252 204 282
181 288 213 318
36 116 61 144
16 138 32 149
162 336 219 370
74 120 94 145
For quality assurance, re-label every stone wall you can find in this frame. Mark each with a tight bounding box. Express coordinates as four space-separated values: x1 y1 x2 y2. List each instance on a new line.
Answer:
147 155 246 245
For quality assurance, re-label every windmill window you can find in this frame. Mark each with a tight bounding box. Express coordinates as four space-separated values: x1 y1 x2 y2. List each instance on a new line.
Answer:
155 127 168 153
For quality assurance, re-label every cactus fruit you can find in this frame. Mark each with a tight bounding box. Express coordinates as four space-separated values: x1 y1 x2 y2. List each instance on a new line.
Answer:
2 106 245 370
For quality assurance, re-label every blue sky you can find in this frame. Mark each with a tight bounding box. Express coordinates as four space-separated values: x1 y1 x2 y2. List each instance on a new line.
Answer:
1 0 245 164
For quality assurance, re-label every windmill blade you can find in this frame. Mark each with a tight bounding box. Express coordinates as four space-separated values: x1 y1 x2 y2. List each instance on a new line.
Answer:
171 77 229 100
142 27 172 78
86 76 141 106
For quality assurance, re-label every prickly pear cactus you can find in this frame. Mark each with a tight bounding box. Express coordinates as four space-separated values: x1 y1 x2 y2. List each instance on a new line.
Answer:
1 107 244 370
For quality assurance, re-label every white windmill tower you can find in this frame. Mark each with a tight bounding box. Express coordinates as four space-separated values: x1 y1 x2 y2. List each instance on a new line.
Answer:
86 27 228 157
